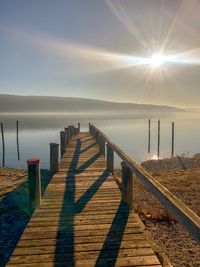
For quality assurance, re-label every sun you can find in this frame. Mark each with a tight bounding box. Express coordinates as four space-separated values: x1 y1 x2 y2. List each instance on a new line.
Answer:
149 53 165 68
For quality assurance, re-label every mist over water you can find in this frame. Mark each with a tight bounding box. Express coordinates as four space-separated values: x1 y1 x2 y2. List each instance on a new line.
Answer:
0 112 200 169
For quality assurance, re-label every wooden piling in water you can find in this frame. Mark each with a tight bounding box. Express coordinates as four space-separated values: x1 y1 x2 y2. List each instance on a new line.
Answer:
148 119 151 153
172 122 175 157
50 143 59 174
16 120 20 161
157 119 160 159
1 122 5 167
27 158 41 214
121 161 133 210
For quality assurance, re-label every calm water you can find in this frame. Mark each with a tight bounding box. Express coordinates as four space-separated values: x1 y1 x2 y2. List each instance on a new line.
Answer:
0 112 200 169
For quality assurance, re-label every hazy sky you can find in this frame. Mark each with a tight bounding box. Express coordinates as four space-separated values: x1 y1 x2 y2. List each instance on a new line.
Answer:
1 0 200 108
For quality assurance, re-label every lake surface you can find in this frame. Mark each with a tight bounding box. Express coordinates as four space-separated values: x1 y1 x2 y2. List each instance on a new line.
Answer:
0 112 200 169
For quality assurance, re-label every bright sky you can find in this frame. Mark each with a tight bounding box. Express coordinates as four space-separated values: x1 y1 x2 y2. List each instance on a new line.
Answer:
1 0 200 108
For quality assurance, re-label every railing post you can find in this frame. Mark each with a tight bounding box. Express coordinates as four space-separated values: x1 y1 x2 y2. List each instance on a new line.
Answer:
50 143 59 174
121 161 133 210
27 158 41 214
68 125 73 138
60 130 66 158
92 126 95 137
95 130 99 144
91 125 94 136
71 125 75 136
99 135 105 157
67 126 72 141
107 144 114 173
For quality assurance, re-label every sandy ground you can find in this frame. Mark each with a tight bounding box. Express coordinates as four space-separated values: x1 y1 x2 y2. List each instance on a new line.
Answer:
0 168 50 267
115 154 200 267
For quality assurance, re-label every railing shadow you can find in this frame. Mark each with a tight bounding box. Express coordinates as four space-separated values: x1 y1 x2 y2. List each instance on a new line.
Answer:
75 170 109 213
80 142 97 154
76 152 102 173
81 137 94 144
95 202 129 267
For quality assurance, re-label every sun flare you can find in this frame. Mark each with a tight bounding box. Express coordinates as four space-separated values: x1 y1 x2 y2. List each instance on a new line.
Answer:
149 53 165 68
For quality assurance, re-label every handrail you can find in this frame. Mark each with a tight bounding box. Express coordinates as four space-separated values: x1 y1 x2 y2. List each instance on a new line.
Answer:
90 124 200 243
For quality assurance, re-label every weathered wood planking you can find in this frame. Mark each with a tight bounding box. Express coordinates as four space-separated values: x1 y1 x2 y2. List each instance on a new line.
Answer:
7 132 162 267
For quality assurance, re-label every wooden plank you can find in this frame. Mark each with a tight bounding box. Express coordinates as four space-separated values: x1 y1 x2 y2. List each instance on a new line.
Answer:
16 234 147 246
7 264 162 267
13 243 153 256
8 256 161 266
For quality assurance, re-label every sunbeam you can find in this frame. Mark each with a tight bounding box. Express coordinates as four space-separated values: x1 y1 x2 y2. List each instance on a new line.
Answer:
104 0 150 50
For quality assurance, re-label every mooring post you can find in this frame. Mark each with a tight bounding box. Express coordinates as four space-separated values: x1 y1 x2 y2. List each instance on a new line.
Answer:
89 122 91 133
121 161 133 210
27 158 41 214
64 127 69 147
148 119 151 154
157 119 160 159
50 143 59 174
172 121 175 157
78 122 80 133
107 144 114 173
1 122 5 167
60 131 66 158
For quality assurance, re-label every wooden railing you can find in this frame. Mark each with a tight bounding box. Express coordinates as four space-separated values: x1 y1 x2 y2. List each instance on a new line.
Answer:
89 123 200 243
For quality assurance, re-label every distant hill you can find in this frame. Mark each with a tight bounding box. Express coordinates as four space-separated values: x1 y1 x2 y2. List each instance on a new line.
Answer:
0 94 183 113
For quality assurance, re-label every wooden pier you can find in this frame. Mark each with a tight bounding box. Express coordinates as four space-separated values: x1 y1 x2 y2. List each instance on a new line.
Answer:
7 123 200 266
